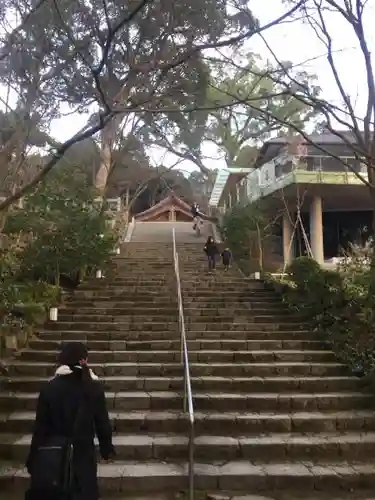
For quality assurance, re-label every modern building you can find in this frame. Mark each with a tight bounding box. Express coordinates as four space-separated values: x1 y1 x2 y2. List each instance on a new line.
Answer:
209 132 372 269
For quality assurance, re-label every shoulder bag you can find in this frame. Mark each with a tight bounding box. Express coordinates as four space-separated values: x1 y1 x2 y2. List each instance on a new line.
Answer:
26 400 86 496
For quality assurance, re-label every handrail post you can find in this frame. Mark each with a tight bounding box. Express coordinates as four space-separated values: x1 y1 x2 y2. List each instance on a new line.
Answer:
188 423 194 500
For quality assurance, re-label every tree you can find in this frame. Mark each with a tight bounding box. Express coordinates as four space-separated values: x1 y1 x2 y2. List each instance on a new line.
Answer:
242 1 375 221
0 0 305 213
4 165 116 285
204 53 320 168
0 111 50 195
221 200 280 274
188 169 217 207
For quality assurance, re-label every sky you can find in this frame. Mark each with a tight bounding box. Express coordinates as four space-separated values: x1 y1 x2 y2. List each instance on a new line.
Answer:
3 0 375 175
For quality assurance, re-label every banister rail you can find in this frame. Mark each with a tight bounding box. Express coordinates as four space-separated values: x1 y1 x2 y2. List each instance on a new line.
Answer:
172 227 195 500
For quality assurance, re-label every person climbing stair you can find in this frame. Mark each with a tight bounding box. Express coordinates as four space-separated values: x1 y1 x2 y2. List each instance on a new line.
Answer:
203 236 219 273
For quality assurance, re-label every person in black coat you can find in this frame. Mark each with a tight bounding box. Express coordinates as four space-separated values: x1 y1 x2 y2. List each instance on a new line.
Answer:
221 247 232 271
204 236 219 272
25 342 115 500
191 203 199 218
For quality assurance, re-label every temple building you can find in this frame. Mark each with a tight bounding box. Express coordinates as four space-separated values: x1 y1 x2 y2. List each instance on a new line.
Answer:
135 192 208 222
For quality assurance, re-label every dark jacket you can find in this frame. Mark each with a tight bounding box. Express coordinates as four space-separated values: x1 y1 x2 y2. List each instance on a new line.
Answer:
26 371 114 500
191 205 199 217
204 242 219 257
221 249 232 264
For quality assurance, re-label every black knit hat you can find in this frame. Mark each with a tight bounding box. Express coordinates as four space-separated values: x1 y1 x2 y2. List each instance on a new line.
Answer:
58 342 88 366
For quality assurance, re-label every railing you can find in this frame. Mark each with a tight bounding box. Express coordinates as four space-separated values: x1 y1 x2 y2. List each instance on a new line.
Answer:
123 216 135 243
172 227 195 500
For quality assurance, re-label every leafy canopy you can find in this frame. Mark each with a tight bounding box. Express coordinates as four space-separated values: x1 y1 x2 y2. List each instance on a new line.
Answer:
204 53 321 166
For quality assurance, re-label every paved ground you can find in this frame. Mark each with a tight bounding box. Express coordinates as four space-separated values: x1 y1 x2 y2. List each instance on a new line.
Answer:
130 221 211 243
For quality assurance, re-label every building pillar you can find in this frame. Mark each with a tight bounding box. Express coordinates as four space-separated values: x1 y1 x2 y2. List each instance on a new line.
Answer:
169 207 176 222
282 213 295 266
309 196 324 264
236 184 240 205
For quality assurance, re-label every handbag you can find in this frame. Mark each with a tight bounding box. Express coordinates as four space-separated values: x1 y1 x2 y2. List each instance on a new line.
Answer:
27 401 85 494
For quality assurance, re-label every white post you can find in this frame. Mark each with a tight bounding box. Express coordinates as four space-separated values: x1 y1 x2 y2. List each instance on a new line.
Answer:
49 307 58 321
310 196 324 264
96 270 103 278
254 272 261 280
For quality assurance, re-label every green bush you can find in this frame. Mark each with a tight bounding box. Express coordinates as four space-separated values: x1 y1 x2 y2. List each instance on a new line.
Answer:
276 256 375 377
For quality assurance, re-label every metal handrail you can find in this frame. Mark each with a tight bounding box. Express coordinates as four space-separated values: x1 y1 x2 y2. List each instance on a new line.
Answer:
172 227 195 500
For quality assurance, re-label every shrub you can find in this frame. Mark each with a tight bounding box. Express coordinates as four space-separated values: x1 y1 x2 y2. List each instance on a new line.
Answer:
275 256 375 377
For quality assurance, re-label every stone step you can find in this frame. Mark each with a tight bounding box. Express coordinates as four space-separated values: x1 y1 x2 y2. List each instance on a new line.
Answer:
2 409 375 435
2 459 375 493
19 349 337 364
67 296 279 305
54 313 292 323
186 323 307 332
74 291 177 299
36 329 316 341
3 431 375 463
55 309 290 321
3 375 359 394
42 321 179 332
4 361 347 378
182 286 270 293
191 392 374 412
64 300 180 308
182 288 274 294
111 264 174 269
83 277 175 284
78 286 178 293
56 314 180 322
0 390 182 411
58 308 180 318
73 290 276 299
183 307 290 315
41 322 306 333
80 280 262 289
28 338 326 352
60 303 288 313
65 300 282 310
1 390 371 413
79 279 173 287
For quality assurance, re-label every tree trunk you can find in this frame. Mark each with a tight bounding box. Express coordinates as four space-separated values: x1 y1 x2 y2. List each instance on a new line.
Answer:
96 131 113 194
366 166 375 297
0 208 9 233
96 117 122 195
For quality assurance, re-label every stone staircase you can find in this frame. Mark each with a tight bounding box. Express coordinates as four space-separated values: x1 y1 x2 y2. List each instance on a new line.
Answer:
176 243 375 494
0 244 189 496
0 237 375 498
